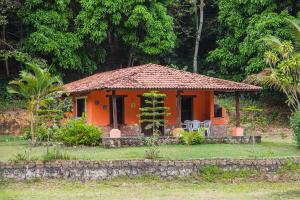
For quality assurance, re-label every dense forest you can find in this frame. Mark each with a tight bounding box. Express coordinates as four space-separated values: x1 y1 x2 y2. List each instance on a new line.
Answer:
0 0 299 83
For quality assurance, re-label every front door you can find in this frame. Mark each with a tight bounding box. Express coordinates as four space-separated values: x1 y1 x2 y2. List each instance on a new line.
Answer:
109 96 125 126
140 97 164 136
181 96 193 122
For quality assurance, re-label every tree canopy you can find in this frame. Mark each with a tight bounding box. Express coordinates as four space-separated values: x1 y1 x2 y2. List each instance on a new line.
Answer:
0 0 299 82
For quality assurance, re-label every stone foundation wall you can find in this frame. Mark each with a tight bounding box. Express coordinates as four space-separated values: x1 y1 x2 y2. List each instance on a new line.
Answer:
103 124 228 138
211 124 228 137
1 157 299 181
103 124 142 137
102 136 261 148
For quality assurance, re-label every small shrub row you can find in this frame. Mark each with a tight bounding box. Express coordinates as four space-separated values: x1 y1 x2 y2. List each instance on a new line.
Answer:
23 117 103 146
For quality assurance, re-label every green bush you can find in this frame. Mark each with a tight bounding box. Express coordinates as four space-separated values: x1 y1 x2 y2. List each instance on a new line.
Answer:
23 125 56 142
56 117 103 146
290 109 300 148
180 131 205 145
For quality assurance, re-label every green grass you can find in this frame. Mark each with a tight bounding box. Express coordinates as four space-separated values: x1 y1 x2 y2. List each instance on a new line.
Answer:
1 178 300 200
0 136 299 161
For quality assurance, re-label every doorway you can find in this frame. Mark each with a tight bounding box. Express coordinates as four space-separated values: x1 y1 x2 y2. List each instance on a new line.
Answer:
181 96 193 122
109 96 125 126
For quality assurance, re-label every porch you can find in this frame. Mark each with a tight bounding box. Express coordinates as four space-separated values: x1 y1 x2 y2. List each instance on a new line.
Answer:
73 89 242 138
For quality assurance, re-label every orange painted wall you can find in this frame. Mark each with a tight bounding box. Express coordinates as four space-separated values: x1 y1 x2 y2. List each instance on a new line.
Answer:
72 89 228 126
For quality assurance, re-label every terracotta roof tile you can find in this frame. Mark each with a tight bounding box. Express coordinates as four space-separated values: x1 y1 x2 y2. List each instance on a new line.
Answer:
63 64 261 93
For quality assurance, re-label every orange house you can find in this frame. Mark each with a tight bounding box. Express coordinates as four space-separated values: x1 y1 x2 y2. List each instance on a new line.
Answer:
63 64 261 137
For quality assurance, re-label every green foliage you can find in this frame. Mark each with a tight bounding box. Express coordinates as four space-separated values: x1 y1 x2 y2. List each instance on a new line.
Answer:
139 91 170 135
198 165 253 182
56 117 103 146
42 146 75 161
18 0 176 73
180 131 205 145
246 17 300 110
23 125 56 142
12 150 30 161
278 159 300 173
290 108 300 148
208 0 294 80
7 62 62 145
0 76 26 111
123 2 176 56
144 133 160 160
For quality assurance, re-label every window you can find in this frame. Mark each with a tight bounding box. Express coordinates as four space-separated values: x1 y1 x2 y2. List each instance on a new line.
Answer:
214 104 223 118
76 97 86 117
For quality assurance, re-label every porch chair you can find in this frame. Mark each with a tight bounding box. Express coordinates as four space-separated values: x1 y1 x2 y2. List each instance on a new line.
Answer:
191 120 201 132
183 120 193 131
203 120 212 137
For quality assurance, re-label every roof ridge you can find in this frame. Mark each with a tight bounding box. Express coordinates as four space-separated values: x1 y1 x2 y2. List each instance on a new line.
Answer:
157 64 259 88
63 63 261 93
101 64 152 89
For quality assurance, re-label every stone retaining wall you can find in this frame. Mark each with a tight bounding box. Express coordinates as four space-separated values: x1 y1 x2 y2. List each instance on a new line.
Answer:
102 136 262 148
1 157 298 181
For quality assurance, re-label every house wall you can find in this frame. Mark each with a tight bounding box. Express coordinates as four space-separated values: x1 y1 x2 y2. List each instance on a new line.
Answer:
72 90 228 134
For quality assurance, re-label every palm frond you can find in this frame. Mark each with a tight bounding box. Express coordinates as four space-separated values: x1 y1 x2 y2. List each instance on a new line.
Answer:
286 18 300 46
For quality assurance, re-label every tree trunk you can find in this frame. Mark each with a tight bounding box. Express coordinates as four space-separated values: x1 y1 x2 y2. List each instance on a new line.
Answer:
2 25 9 76
192 0 205 73
30 110 35 146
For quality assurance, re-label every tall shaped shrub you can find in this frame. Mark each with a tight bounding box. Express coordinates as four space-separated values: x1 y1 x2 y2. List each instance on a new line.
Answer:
139 91 170 136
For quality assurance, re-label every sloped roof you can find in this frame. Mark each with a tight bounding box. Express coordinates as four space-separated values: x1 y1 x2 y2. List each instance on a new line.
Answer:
63 63 261 93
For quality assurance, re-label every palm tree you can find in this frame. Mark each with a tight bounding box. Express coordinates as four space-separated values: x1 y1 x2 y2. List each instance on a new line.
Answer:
7 63 62 145
245 18 300 111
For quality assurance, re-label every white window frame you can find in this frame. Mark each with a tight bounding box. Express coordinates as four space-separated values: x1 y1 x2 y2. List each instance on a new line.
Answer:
75 96 87 118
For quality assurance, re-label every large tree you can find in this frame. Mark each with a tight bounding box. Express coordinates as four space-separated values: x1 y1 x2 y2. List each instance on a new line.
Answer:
19 0 176 75
208 0 298 81
246 18 300 110
0 0 21 76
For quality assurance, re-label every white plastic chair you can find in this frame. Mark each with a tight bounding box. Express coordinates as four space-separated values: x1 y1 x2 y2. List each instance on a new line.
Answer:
192 120 201 132
203 120 212 137
183 120 193 132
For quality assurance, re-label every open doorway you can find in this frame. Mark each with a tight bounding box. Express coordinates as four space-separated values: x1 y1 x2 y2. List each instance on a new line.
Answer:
181 96 193 122
109 96 125 126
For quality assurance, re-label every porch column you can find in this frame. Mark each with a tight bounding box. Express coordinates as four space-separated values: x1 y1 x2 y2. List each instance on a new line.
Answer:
235 91 240 127
176 90 182 127
112 90 118 129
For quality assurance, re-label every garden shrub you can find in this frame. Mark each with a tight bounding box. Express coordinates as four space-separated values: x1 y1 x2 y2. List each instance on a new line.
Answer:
180 131 205 145
23 125 56 142
290 109 300 148
56 117 103 146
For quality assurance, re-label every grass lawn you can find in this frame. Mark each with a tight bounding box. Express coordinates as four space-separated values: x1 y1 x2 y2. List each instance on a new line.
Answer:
0 136 299 161
1 178 300 200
